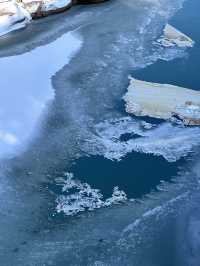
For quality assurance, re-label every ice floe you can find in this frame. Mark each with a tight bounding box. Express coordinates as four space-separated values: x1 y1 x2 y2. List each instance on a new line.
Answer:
123 78 200 126
157 23 194 48
56 173 127 216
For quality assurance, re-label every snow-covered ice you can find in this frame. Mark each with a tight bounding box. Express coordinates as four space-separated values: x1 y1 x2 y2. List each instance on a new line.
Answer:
123 78 200 125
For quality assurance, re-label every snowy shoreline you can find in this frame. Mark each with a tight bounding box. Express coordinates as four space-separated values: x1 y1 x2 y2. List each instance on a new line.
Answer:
0 0 107 37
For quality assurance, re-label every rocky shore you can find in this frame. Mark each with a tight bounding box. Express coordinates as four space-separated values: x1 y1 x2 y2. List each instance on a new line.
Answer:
0 0 108 37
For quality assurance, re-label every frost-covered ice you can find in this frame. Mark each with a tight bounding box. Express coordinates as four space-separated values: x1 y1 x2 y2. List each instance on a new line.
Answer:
87 117 200 162
122 192 189 234
0 30 82 158
157 23 194 48
56 173 127 216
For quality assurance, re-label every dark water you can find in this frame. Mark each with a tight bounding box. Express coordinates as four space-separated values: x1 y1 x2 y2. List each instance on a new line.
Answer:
134 0 200 91
70 153 184 199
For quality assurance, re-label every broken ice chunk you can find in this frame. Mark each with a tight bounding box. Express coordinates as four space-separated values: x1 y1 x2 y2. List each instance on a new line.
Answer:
123 78 200 126
157 24 194 48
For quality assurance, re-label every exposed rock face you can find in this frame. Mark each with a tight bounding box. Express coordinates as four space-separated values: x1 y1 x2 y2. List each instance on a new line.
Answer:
0 0 108 36
123 78 200 126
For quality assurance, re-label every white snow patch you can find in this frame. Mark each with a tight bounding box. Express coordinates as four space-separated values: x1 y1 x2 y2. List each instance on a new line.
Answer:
41 0 71 12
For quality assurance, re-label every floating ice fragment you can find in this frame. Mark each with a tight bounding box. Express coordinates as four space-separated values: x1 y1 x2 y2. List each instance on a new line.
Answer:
56 173 127 216
157 24 194 48
104 186 127 206
123 78 200 126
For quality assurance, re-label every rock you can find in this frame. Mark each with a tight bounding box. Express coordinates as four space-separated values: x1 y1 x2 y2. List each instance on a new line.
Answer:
20 0 73 18
123 78 200 126
157 23 194 48
0 0 31 37
19 0 108 18
0 0 108 36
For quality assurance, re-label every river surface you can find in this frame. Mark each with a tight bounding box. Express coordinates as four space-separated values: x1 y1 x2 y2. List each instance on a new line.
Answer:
0 0 200 265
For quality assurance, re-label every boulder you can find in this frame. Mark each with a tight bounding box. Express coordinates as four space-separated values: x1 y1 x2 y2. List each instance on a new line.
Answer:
20 0 73 18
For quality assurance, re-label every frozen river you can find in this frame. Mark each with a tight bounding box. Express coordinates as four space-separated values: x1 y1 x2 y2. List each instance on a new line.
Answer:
0 0 200 265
